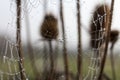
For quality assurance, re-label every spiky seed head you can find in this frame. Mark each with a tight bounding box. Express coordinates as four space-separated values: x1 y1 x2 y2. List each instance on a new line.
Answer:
90 4 110 48
110 30 119 43
40 14 58 40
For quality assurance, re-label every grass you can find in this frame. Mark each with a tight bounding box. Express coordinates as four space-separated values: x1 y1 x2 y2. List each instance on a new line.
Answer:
104 55 120 80
0 54 120 80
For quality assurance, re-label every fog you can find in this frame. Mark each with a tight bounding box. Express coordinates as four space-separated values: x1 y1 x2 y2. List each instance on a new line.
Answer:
0 0 120 53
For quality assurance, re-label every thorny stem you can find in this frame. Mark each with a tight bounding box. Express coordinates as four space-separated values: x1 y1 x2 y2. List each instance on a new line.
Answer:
16 0 25 80
48 40 54 80
60 0 69 80
76 0 82 80
98 0 115 79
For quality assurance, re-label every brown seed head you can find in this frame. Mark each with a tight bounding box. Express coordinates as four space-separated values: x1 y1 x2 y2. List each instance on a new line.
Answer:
90 4 110 48
110 30 119 43
40 14 58 40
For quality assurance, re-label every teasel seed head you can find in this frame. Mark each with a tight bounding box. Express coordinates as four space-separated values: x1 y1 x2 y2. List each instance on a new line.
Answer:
90 4 110 48
109 30 119 43
40 14 58 40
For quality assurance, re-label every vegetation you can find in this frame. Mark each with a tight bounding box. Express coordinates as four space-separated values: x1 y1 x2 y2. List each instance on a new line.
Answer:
1 53 119 79
0 0 119 80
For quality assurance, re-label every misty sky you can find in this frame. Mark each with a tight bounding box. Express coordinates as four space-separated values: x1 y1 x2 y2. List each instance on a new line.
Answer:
0 0 120 53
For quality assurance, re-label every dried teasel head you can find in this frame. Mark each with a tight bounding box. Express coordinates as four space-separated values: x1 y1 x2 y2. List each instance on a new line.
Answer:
40 14 58 40
109 30 119 43
90 4 110 48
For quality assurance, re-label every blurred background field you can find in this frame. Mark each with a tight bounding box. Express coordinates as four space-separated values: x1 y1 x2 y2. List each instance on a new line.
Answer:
15 53 118 80
1 50 119 79
24 53 120 79
0 0 120 80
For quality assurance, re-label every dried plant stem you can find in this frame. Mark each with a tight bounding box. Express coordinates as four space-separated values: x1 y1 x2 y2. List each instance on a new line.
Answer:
48 40 54 80
16 0 25 80
60 0 69 80
54 41 59 69
108 30 119 80
24 1 40 79
110 43 116 80
43 42 48 70
98 0 115 79
76 0 82 80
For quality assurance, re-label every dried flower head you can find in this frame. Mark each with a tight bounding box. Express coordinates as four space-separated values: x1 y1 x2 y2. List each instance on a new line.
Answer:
110 30 119 43
90 4 110 48
40 14 58 40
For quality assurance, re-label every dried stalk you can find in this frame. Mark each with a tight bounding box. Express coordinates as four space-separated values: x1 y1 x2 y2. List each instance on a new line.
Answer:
24 0 41 79
109 30 119 80
60 0 69 80
110 45 116 80
76 0 82 80
48 40 54 80
16 0 25 79
98 0 115 79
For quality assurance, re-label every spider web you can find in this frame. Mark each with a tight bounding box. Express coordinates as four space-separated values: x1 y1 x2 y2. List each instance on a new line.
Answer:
84 5 107 80
0 40 28 80
0 0 35 79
